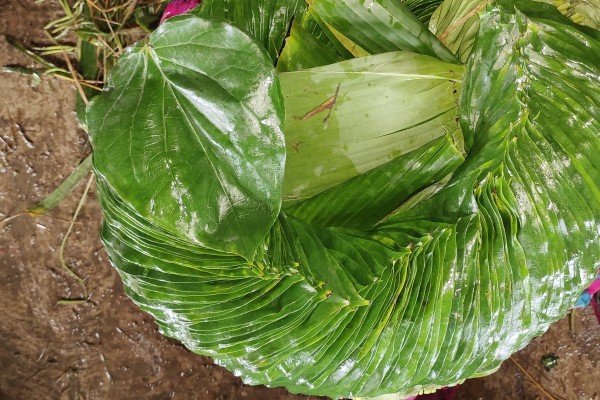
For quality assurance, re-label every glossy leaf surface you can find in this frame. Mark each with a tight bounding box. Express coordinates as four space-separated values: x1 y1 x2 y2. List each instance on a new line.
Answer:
89 3 600 399
286 135 464 229
280 51 463 200
192 0 307 63
276 9 350 72
87 16 285 260
311 0 459 63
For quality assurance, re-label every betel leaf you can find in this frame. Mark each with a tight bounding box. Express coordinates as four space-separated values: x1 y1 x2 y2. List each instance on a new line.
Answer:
88 2 600 399
280 51 463 200
191 0 307 63
365 2 600 394
274 2 370 61
311 0 459 63
86 15 285 260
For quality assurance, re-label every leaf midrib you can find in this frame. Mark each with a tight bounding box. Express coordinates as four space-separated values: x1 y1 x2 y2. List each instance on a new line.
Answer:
145 44 252 257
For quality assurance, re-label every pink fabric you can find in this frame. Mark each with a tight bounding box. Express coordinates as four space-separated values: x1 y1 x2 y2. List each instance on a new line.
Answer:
160 0 201 24
587 277 600 296
592 295 600 325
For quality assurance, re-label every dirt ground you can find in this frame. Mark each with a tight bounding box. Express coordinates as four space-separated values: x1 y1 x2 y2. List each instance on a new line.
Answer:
0 1 599 400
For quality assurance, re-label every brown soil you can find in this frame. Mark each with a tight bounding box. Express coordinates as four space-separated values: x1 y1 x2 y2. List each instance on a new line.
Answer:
0 1 598 400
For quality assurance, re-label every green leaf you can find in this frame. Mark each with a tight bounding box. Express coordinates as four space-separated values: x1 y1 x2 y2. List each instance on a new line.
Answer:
305 7 360 59
497 0 600 38
402 0 444 23
87 15 285 260
540 0 600 29
276 9 350 72
76 40 100 126
429 0 600 64
428 0 487 63
311 0 459 63
287 134 464 229
192 0 307 63
280 51 463 200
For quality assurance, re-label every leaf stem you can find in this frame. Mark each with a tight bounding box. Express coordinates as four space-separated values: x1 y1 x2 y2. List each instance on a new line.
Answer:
509 356 559 400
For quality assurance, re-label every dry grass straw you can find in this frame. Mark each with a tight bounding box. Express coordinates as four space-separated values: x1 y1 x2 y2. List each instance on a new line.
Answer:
1 0 167 303
32 0 166 87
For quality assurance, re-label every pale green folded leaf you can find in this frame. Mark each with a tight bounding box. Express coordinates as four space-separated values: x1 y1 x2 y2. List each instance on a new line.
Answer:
281 51 463 200
539 0 600 29
428 0 487 63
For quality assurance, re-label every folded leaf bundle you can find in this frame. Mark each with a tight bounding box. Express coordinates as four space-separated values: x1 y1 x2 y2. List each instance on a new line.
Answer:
86 1 600 398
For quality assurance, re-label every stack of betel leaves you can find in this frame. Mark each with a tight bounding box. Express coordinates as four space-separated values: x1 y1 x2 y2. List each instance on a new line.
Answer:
84 0 600 398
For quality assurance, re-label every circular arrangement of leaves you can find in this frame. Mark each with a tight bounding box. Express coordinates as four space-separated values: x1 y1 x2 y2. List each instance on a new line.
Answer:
86 1 600 398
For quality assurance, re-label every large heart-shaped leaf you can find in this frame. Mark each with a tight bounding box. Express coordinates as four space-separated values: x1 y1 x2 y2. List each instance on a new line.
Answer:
87 16 285 260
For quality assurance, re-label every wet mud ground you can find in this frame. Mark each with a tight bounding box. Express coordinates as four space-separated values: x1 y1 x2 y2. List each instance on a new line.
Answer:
0 1 599 399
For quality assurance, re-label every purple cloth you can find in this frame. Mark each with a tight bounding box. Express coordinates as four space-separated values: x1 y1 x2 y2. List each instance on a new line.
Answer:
588 275 600 296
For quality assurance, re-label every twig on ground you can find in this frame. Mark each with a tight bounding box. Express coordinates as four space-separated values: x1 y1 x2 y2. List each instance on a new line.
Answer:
0 213 26 229
509 356 560 400
569 308 576 332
